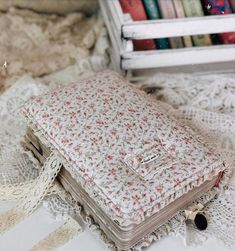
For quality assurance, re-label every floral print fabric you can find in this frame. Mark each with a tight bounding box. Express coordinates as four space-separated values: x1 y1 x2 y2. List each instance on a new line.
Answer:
22 71 225 226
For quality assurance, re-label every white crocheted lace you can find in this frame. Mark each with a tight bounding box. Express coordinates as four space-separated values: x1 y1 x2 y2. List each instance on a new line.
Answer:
28 214 83 251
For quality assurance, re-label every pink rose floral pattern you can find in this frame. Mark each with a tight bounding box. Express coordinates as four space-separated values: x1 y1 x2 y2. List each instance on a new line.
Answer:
22 71 225 226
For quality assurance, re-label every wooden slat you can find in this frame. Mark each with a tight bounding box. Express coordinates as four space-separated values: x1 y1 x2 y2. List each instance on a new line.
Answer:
105 0 123 36
100 1 235 71
123 14 235 39
109 0 124 25
99 0 121 50
121 45 235 69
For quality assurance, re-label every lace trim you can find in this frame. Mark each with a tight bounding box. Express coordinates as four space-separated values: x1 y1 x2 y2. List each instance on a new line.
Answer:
0 148 39 201
0 152 62 234
0 181 35 201
29 216 83 251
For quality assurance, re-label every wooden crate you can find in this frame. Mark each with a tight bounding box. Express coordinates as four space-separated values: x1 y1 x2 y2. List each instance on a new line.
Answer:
99 0 235 75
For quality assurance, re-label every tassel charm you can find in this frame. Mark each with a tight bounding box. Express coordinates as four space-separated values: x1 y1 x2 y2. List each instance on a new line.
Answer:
185 203 208 231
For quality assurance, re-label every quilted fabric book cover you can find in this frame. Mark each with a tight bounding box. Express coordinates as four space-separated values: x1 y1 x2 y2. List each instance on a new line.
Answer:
20 71 227 249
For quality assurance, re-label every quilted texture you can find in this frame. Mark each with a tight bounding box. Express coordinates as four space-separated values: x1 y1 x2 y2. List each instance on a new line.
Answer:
21 71 225 226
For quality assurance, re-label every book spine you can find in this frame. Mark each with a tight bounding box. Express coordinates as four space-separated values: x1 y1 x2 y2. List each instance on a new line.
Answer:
119 0 156 50
211 34 222 45
172 0 193 47
230 0 235 12
202 0 235 44
143 0 170 49
157 0 184 48
182 0 212 46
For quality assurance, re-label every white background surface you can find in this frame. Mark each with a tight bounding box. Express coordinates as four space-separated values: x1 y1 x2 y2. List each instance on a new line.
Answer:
0 202 229 251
